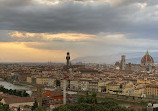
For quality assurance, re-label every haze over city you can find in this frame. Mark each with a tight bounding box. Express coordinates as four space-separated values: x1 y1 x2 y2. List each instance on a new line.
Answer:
0 0 158 63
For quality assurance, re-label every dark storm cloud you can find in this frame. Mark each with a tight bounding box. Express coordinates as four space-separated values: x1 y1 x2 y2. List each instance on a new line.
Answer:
0 1 115 33
0 0 158 40
0 0 34 7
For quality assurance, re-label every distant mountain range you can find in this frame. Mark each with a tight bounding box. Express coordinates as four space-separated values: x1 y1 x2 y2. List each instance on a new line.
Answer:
72 52 158 64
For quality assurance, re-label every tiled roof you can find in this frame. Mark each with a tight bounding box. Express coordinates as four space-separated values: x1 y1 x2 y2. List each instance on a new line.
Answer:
141 51 154 63
3 97 34 104
43 89 63 98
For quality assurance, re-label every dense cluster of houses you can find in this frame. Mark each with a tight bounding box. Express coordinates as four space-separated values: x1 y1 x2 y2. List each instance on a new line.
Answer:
0 51 158 110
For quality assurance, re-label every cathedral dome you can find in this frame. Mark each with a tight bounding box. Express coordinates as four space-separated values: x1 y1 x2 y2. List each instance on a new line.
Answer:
141 50 154 64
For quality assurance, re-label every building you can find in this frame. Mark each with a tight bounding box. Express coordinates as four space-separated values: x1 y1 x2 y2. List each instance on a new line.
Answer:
70 79 79 91
115 62 120 70
66 52 70 67
98 81 106 92
137 80 151 84
0 96 34 108
88 81 98 92
120 55 126 71
141 50 155 73
26 76 32 84
42 89 63 107
134 87 146 97
79 80 89 91
128 63 132 71
48 78 56 86
60 79 69 89
36 77 49 85
122 82 135 96
145 85 158 98
106 82 121 94
36 85 43 106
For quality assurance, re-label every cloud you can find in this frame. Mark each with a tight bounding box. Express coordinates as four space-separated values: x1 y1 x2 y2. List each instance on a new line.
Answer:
0 0 146 34
9 32 157 57
0 0 34 7
37 0 60 5
0 0 157 41
0 0 158 62
138 3 147 9
9 31 95 42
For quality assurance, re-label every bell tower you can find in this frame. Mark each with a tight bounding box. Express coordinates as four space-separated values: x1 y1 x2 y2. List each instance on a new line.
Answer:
120 55 126 71
66 52 70 67
36 85 43 106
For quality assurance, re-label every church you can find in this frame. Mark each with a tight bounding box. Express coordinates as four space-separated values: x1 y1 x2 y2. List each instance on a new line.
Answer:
141 50 155 73
115 50 156 73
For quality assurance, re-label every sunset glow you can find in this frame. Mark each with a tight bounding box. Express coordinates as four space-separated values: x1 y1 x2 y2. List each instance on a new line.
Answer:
10 31 96 41
0 42 69 62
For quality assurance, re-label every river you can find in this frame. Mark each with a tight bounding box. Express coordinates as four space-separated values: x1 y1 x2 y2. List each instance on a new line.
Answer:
0 78 32 95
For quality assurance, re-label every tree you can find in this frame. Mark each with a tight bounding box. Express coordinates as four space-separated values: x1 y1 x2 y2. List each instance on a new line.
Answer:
3 104 10 111
35 106 46 111
23 90 29 97
132 96 135 100
13 90 16 95
77 95 85 103
0 87 29 97
31 100 38 111
103 87 106 92
91 92 97 111
17 107 20 111
120 84 123 89
53 101 129 111
56 80 60 87
86 91 89 96
16 91 22 97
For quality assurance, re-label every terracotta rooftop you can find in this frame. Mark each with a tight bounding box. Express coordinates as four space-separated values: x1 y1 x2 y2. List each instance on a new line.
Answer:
2 97 34 104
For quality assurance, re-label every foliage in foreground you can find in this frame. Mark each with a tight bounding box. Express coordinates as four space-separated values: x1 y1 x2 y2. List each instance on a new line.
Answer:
0 86 29 97
54 92 130 111
31 100 38 111
54 102 130 111
0 103 10 111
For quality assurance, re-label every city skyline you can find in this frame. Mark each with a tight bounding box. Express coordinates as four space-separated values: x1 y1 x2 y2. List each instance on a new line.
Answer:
0 0 158 62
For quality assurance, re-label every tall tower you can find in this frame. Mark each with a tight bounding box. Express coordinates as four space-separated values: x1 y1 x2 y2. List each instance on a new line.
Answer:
36 85 43 106
63 52 70 105
120 55 126 71
63 79 66 105
66 52 70 67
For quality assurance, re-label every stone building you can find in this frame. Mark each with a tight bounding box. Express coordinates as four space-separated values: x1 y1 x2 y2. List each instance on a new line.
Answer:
141 50 155 73
120 55 126 71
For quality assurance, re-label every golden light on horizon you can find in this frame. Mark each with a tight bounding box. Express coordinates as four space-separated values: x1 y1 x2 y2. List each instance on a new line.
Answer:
0 42 71 63
105 34 125 39
37 0 59 5
10 31 96 41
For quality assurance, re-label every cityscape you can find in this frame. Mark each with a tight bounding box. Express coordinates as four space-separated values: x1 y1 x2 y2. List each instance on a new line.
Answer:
1 0 158 111
0 51 157 111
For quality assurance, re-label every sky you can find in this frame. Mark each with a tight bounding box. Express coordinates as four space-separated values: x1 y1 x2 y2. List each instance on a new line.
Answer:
0 0 158 62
